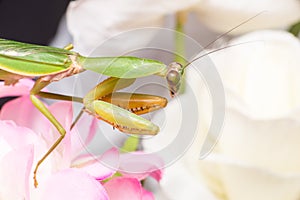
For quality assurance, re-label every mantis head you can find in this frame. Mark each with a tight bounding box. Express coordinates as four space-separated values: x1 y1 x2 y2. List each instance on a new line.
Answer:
166 62 184 97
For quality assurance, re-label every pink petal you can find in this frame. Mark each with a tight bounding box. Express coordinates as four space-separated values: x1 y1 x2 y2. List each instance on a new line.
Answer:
119 152 164 181
0 120 39 148
39 168 108 200
47 102 73 159
104 177 143 200
49 102 73 129
73 148 119 180
0 96 50 134
100 148 120 169
70 114 97 157
148 169 163 182
0 145 34 200
83 118 98 146
80 161 116 180
0 79 34 97
73 148 119 168
142 188 154 200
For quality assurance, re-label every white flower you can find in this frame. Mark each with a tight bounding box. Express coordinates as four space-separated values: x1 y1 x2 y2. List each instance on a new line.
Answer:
66 0 300 53
66 0 198 54
184 30 300 200
194 0 300 34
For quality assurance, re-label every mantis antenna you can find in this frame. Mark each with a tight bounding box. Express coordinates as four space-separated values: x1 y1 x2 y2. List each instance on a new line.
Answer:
183 41 260 69
184 11 267 69
200 11 266 50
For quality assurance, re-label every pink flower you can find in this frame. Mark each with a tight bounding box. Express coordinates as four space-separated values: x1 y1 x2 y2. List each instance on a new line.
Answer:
0 79 162 200
104 177 154 200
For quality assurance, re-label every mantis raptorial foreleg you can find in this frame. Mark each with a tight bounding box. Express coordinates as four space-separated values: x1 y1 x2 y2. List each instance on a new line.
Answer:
83 77 167 135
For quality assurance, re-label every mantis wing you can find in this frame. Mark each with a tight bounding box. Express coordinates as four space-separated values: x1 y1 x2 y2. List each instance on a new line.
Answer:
0 38 74 76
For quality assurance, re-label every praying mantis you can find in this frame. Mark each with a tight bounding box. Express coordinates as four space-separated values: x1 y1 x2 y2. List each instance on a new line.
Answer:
0 38 183 187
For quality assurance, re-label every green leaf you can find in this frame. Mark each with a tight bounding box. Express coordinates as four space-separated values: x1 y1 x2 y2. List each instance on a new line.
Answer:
289 21 300 36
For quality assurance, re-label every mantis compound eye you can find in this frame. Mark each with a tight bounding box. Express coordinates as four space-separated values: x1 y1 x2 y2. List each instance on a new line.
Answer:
166 62 184 97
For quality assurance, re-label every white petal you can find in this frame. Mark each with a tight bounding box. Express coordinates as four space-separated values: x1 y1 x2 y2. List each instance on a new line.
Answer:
67 0 198 54
200 30 300 176
183 30 300 199
147 158 218 200
200 154 300 200
195 0 300 34
210 30 300 118
219 108 300 173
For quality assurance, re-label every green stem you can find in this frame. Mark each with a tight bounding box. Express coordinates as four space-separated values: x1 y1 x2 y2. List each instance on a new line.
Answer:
120 136 140 153
175 11 187 65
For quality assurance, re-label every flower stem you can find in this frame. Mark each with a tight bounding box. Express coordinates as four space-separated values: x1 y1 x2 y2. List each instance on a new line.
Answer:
175 11 187 65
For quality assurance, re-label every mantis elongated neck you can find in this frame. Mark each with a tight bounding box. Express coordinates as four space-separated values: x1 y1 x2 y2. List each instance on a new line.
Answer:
78 55 167 79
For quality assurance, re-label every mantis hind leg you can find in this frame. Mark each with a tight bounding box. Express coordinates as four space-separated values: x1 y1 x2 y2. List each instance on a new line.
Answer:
30 78 67 187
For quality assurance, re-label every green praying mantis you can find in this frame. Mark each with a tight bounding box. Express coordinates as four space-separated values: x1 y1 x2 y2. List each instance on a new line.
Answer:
0 38 185 187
